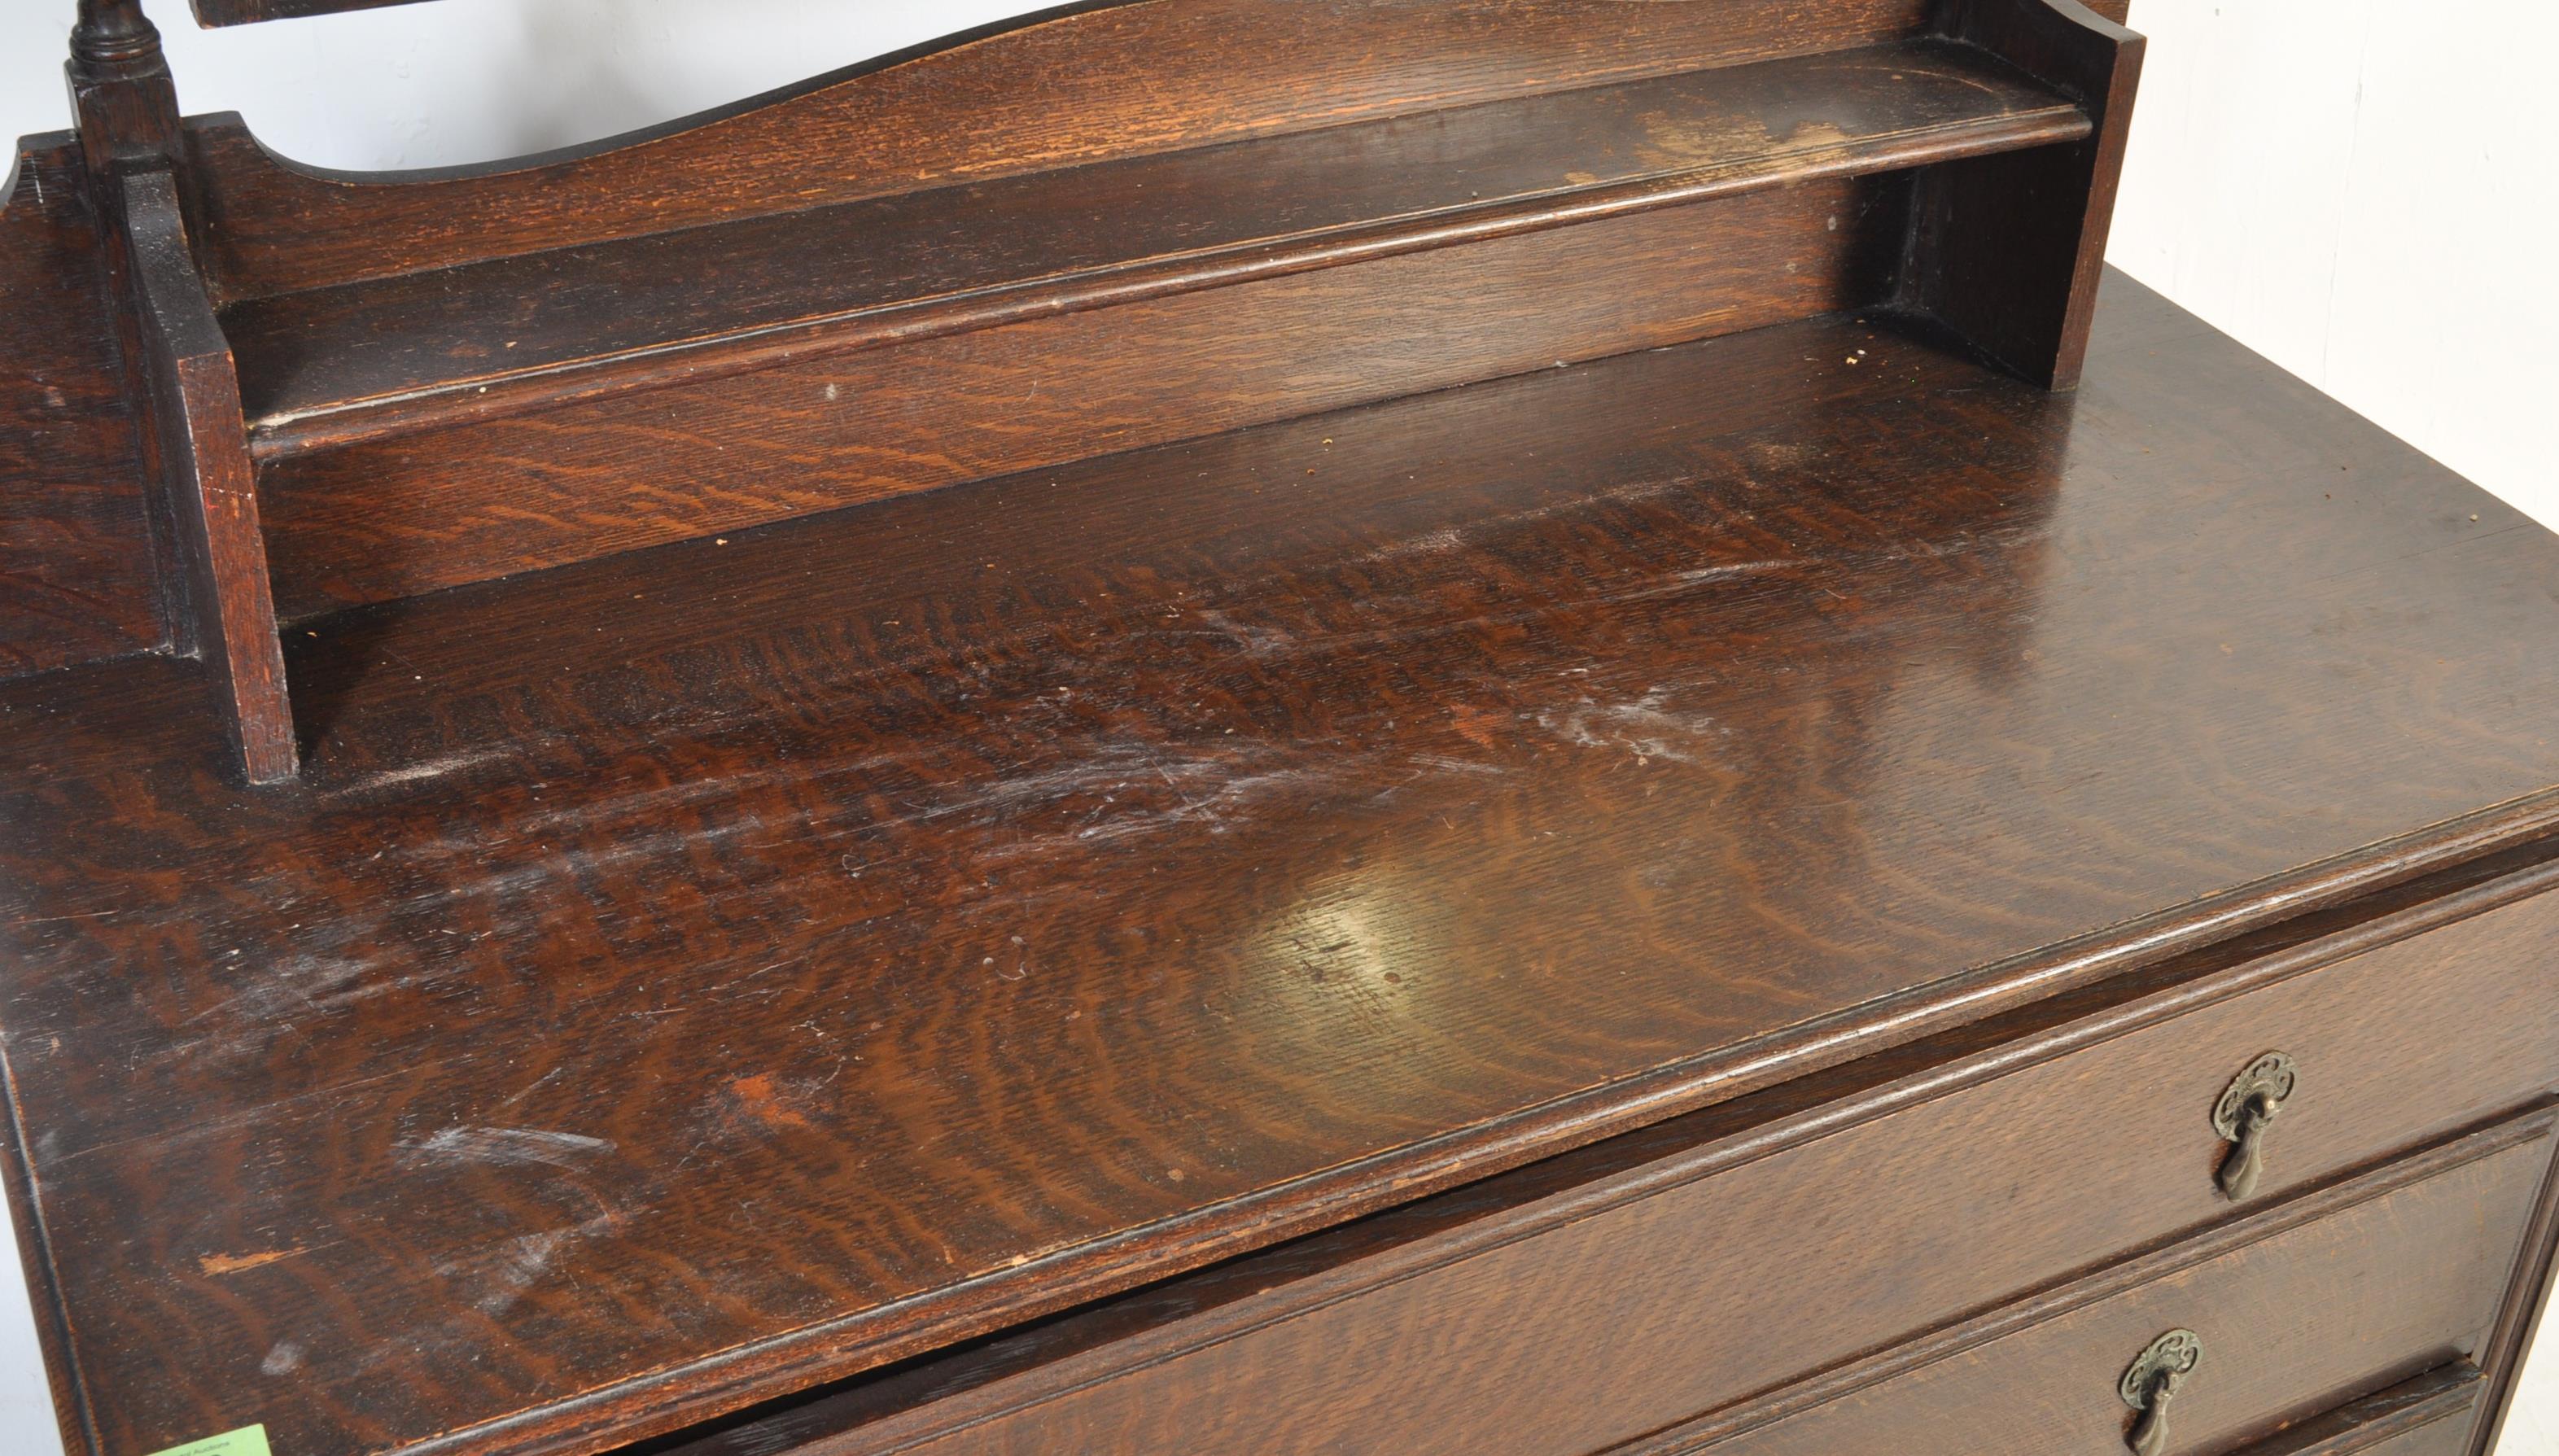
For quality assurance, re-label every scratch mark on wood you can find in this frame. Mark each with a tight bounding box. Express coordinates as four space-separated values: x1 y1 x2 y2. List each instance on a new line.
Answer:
400 1125 617 1170
199 1246 308 1276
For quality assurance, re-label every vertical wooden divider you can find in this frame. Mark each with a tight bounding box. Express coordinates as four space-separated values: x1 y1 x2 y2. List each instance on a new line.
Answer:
120 172 299 784
1904 0 2144 389
69 0 297 784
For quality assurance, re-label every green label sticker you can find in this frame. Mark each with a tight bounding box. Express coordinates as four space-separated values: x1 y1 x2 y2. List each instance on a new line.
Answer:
145 1426 270 1456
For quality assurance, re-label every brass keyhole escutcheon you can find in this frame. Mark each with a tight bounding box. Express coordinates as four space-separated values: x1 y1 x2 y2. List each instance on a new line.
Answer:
2211 1052 2298 1201
2119 1328 2202 1456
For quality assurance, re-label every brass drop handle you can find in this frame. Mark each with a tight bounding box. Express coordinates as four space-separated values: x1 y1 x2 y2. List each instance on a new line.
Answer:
2211 1052 2298 1200
2119 1329 2202 1456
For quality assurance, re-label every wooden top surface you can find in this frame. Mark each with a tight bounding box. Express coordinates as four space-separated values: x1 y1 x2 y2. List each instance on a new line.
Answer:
8 273 2559 1456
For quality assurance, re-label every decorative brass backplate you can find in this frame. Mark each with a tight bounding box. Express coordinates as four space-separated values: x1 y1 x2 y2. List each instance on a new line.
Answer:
2119 1328 2203 1410
2211 1052 2299 1200
2119 1329 2204 1456
2212 1052 2299 1140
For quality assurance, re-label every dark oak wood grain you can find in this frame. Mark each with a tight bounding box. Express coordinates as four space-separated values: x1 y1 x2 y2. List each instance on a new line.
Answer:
221 37 2085 457
0 136 164 678
10 0 2552 1452
2 2 2151 782
2469 1107 2559 1456
1905 0 2144 388
254 177 1911 615
2355 1419 2483 1456
639 877 2559 1456
6 273 2559 1456
1699 1117 2550 1454
121 169 296 782
18 4 2559 1454
183 0 1945 299
7 0 2149 771
24 0 292 780
646 842 2559 1456
2224 1365 2482 1456
212 11 2131 626
182 0 2134 39
65 0 182 177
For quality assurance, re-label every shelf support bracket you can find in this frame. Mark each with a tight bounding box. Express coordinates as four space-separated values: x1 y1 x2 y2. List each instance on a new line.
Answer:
68 0 299 784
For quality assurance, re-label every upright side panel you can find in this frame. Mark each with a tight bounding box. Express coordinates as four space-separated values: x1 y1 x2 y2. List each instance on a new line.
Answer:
0 138 166 677
124 172 296 782
1902 0 2144 388
2466 1139 2559 1455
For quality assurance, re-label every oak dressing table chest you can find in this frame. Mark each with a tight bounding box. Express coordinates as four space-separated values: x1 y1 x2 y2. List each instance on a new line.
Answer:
2 2 2555 1454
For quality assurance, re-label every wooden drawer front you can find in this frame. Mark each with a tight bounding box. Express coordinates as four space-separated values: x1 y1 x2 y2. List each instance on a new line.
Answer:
785 889 2559 1456
2224 1365 2486 1456
2347 1424 2476 1456
1702 1117 2551 1455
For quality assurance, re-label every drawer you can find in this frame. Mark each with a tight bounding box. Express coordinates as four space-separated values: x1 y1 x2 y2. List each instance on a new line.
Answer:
2351 1429 2474 1456
2349 1428 2474 1456
667 882 2559 1456
2229 1364 2488 1456
1692 1113 2551 1455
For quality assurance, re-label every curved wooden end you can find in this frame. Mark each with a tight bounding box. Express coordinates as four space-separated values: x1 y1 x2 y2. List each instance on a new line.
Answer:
190 0 436 28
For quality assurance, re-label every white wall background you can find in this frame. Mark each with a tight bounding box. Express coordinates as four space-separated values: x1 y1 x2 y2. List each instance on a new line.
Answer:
1 0 2554 1452
2110 0 2559 530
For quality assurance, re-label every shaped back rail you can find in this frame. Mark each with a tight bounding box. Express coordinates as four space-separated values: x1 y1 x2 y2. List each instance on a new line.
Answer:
55 0 2141 784
190 0 423 22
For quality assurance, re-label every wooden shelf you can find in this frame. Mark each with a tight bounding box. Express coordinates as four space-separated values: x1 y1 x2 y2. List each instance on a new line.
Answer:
23 0 2150 787
223 37 2086 457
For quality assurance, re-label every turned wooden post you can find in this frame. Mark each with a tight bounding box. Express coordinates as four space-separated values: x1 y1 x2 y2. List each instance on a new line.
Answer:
67 0 183 177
